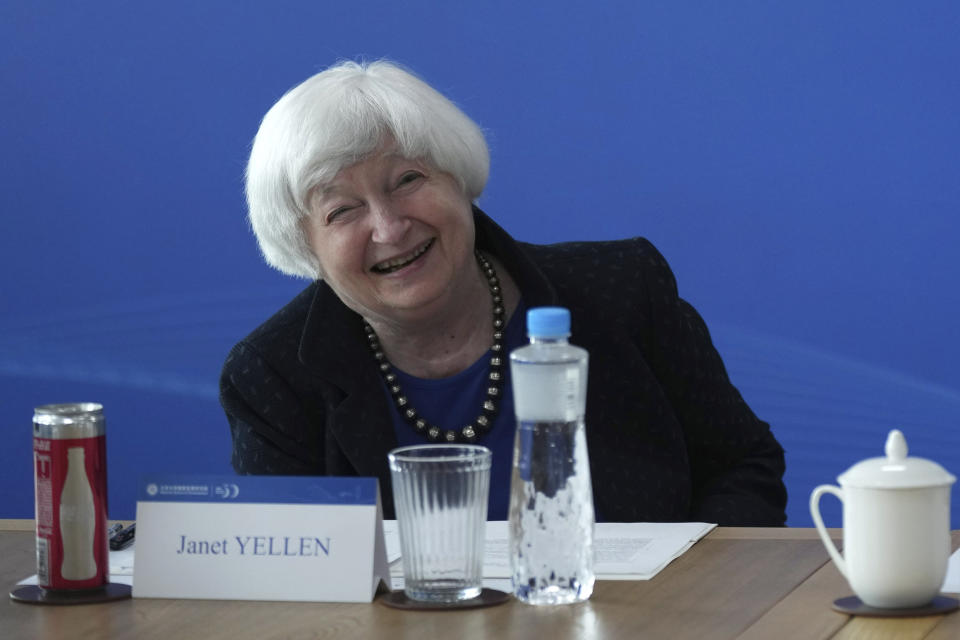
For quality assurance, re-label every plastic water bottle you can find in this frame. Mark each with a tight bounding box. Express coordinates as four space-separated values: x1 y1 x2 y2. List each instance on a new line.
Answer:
508 306 595 605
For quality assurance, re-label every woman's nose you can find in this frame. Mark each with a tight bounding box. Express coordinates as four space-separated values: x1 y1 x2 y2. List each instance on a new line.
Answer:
369 204 410 244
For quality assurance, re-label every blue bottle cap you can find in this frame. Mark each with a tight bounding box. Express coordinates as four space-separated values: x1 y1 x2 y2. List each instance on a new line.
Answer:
526 307 571 338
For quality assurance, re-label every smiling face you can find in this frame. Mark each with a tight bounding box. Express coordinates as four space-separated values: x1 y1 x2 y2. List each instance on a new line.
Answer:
304 148 478 327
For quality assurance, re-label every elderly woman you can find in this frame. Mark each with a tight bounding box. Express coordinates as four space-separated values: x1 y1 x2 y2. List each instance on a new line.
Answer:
221 60 787 525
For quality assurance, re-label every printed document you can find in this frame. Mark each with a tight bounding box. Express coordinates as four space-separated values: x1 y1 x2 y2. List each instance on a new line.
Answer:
941 547 960 593
385 520 716 591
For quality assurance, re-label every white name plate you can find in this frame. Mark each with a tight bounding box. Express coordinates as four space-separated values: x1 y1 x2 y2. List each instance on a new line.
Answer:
133 475 389 602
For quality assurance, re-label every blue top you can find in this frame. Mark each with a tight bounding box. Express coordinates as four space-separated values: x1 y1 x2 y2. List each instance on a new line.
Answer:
384 301 527 520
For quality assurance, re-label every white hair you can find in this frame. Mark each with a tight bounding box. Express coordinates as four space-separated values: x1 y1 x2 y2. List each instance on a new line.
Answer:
245 60 490 279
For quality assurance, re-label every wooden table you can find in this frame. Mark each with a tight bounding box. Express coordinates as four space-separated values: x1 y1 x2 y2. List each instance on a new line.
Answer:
2 520 958 640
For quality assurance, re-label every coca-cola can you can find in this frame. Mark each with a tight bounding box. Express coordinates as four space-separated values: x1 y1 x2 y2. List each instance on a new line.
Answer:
33 403 109 590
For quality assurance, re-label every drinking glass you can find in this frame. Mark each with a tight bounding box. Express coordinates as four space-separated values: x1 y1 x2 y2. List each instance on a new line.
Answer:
388 444 491 602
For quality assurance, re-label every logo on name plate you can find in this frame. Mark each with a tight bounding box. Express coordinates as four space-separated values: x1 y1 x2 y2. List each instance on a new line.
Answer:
146 483 159 496
215 483 240 499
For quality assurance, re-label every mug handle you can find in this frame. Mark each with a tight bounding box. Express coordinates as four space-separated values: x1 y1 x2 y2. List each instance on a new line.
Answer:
809 484 847 579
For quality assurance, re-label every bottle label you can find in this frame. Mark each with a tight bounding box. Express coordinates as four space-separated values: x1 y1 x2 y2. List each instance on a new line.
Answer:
512 364 584 422
33 435 109 589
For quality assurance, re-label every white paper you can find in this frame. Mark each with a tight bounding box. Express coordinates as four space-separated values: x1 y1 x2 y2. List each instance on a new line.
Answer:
382 519 402 562
942 547 960 593
481 521 715 580
384 520 715 590
109 545 136 576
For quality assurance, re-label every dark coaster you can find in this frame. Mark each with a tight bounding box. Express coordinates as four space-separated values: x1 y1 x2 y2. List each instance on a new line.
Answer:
10 583 132 606
832 595 959 617
379 588 510 610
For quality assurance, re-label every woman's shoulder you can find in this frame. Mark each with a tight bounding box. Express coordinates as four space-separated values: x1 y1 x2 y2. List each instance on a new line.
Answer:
245 283 316 339
224 282 319 369
524 236 669 269
521 236 677 296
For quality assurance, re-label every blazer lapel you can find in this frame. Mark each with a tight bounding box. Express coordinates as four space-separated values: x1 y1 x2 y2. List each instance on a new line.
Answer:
297 283 398 480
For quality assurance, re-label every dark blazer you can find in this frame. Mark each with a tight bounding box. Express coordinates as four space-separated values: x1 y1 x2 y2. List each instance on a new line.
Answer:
220 209 788 525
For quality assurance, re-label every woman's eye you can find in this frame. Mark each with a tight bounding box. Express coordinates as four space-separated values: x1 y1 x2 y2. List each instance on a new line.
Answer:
327 206 353 223
396 171 423 188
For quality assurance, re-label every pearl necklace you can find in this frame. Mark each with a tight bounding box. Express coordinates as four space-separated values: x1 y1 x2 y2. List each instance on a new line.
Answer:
363 250 505 443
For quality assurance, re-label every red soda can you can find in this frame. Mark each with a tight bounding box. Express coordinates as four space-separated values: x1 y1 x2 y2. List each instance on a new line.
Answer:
33 403 109 590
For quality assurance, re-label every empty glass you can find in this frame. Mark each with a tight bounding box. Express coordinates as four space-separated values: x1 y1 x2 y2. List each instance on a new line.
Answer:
388 444 492 602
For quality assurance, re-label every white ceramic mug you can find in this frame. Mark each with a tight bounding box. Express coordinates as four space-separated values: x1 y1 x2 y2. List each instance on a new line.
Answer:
810 429 955 609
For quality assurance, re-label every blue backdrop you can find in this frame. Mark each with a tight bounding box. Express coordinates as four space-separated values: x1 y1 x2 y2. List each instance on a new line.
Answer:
2 2 958 527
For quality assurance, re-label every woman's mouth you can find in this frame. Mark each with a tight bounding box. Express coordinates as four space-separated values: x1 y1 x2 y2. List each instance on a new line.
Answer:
371 239 434 274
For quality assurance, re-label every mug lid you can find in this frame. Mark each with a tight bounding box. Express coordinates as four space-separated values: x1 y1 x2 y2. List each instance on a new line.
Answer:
838 429 956 489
